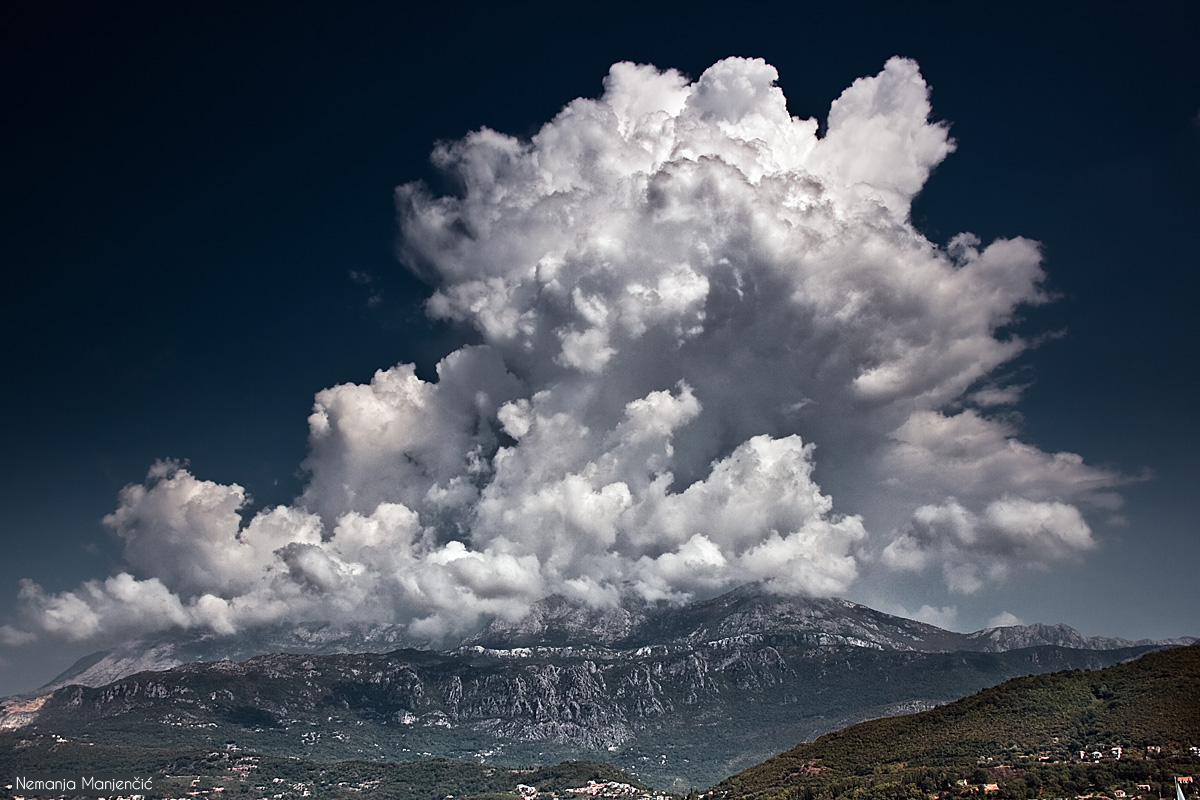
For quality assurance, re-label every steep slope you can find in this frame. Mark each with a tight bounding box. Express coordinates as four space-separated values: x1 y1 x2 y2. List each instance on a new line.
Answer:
708 643 1200 799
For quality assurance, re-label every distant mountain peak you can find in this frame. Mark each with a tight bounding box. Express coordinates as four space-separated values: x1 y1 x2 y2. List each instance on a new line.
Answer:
962 621 1168 652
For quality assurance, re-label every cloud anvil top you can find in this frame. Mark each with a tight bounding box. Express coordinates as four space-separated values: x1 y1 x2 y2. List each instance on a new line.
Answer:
2 57 1131 652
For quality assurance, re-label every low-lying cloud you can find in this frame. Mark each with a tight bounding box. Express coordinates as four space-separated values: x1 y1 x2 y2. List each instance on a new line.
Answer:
8 57 1132 645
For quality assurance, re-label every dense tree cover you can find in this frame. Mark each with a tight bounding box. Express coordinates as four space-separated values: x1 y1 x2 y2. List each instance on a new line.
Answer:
709 645 1200 800
708 756 1199 800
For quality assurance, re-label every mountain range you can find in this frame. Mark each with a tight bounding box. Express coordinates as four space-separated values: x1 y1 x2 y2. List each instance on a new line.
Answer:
3 585 1193 791
28 585 1191 695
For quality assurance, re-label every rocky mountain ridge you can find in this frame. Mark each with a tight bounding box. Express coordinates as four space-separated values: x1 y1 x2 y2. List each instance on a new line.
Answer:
28 585 1192 696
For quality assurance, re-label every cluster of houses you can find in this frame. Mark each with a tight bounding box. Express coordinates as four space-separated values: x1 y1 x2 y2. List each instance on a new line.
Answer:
1080 747 1127 761
1078 746 1200 762
953 777 1195 799
513 779 675 799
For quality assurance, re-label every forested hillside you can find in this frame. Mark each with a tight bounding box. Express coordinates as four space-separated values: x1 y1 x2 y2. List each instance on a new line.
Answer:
709 644 1200 800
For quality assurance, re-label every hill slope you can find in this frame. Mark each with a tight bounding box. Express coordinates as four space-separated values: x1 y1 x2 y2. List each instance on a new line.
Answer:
709 643 1200 799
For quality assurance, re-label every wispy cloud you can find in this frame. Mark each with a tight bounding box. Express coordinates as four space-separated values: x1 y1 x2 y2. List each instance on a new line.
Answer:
987 611 1024 628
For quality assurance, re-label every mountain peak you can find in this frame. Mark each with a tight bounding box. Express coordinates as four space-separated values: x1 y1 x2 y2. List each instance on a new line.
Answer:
965 622 1138 652
464 593 648 649
463 584 963 653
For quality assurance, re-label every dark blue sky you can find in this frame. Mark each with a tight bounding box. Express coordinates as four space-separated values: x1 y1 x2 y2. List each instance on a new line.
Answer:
1 2 1197 695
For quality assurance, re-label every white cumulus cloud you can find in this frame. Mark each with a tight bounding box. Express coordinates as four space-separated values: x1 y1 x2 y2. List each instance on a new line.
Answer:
882 497 1097 594
988 611 1024 628
7 56 1132 645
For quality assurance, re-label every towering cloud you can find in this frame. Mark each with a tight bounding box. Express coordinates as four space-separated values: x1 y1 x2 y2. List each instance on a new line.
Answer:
8 57 1130 645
